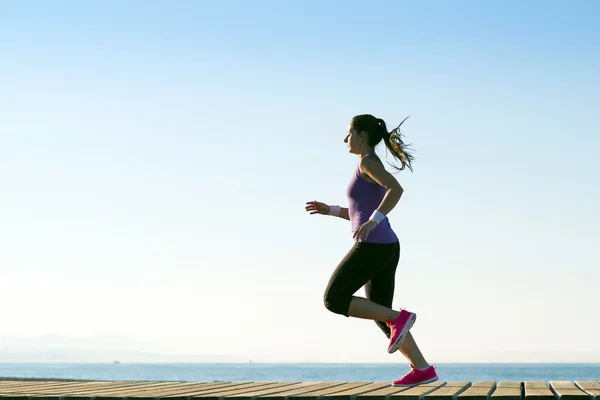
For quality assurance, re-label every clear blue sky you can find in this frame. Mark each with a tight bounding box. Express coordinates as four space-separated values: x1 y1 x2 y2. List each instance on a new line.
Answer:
1 0 599 363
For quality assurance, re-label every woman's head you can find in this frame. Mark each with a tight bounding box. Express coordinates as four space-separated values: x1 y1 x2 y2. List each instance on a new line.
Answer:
344 114 415 172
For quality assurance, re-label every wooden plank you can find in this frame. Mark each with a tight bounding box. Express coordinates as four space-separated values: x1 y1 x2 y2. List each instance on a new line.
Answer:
170 383 235 393
0 381 86 386
524 382 553 400
574 382 600 397
189 383 300 400
0 382 235 400
160 383 268 400
81 383 206 400
14 382 146 394
33 382 188 400
4 382 157 394
159 383 258 399
319 383 392 400
287 383 374 400
35 382 145 390
0 382 100 394
0 383 72 394
147 383 298 400
549 381 590 400
83 382 195 396
94 383 242 400
46 382 183 400
0 381 101 384
109 383 234 399
496 383 521 389
29 384 148 400
0 382 137 400
354 385 412 400
140 383 239 398
425 382 471 400
389 381 447 400
458 381 496 400
0 381 598 400
219 383 320 400
65 382 194 393
490 381 521 400
30 382 174 396
0 383 63 391
255 382 346 400
31 384 180 400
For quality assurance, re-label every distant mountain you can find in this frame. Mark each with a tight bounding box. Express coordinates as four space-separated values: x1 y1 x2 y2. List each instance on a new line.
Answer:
0 348 244 363
0 334 243 363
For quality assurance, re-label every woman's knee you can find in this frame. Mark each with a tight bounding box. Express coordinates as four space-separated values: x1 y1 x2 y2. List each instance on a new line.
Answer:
323 290 351 316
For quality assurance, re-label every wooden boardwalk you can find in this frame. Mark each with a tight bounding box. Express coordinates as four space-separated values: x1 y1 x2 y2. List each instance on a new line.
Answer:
0 380 598 400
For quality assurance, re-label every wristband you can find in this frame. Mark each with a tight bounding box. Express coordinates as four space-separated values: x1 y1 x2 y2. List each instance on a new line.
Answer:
369 210 385 224
328 205 341 217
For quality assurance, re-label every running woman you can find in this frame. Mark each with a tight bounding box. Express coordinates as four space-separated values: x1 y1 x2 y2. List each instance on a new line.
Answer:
305 114 438 387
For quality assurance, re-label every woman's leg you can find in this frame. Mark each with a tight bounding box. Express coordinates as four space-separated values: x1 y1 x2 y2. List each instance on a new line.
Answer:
398 332 430 370
323 242 399 322
364 242 430 369
363 241 399 335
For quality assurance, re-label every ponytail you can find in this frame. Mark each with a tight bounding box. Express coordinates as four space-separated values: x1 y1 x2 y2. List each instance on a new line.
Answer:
381 116 414 172
351 114 415 172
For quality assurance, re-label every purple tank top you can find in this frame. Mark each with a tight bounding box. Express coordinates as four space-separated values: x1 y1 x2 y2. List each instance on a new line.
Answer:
346 153 398 243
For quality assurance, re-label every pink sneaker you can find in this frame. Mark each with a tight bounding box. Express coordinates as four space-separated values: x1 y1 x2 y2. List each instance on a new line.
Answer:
392 364 439 387
386 309 416 353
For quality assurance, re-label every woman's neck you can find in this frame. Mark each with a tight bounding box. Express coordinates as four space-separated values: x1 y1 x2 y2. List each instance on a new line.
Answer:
358 148 375 158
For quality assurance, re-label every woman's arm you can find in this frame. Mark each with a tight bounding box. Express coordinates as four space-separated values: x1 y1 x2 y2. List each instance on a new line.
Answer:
325 204 350 221
338 207 350 221
306 201 350 221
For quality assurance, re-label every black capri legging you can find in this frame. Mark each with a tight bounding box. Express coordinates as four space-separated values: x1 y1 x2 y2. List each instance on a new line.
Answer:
323 240 400 338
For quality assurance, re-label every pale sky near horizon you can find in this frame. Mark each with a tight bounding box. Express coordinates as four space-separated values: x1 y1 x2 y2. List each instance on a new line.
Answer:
1 0 599 364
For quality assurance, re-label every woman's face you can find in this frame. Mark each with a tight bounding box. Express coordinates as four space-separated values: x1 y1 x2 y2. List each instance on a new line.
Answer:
344 124 363 154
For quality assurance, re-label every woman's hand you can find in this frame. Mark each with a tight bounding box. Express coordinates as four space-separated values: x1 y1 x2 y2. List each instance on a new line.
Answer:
305 200 330 215
353 220 377 241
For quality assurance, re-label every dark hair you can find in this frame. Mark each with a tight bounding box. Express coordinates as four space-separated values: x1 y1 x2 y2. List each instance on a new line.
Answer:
351 114 415 172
